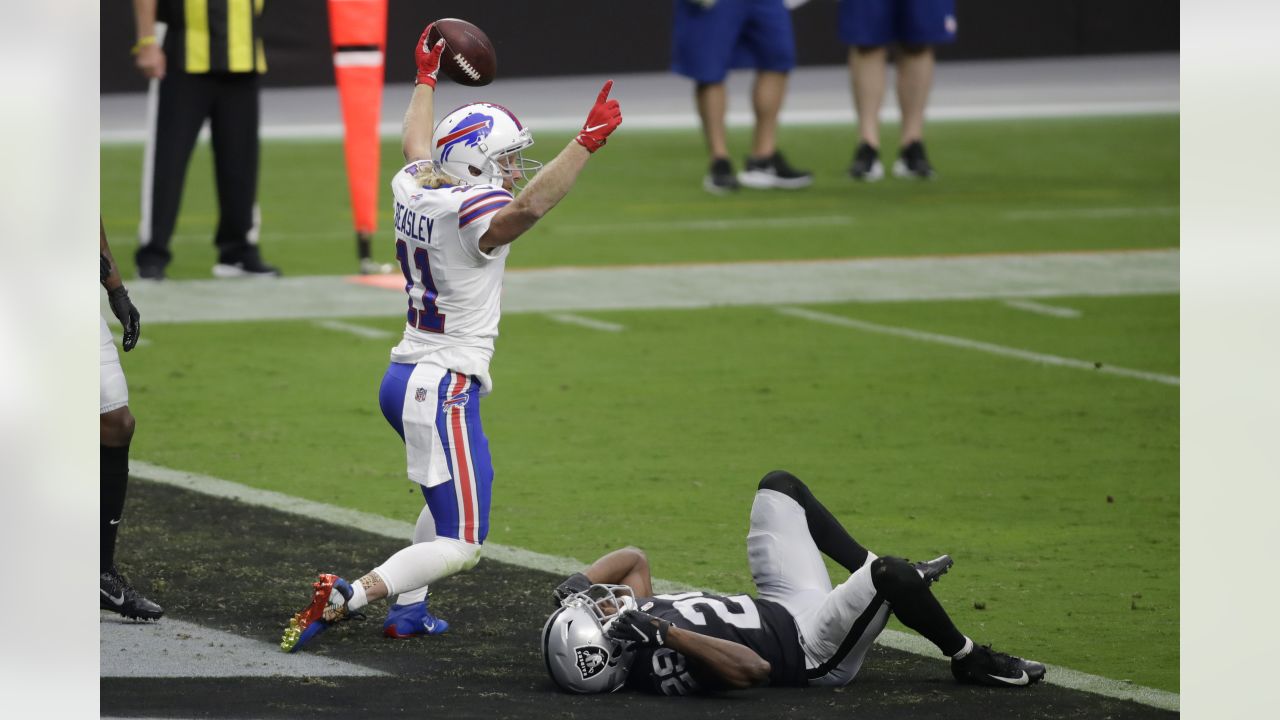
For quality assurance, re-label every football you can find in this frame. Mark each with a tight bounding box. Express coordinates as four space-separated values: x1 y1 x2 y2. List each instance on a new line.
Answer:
427 18 497 87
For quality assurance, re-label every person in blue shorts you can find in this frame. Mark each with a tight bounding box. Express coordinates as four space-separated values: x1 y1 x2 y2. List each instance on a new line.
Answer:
840 0 958 180
672 0 814 194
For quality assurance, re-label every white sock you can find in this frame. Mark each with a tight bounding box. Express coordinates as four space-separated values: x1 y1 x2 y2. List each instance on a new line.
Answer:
346 578 370 612
951 636 974 659
372 537 481 597
395 585 429 607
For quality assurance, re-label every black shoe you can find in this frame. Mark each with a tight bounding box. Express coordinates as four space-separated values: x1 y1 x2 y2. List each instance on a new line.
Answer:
848 142 884 181
893 141 935 179
101 566 164 621
703 157 740 195
213 255 282 278
738 151 813 190
913 554 953 586
137 264 166 281
951 644 1046 687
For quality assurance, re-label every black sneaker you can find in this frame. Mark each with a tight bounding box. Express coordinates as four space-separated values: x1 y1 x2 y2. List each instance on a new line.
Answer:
893 140 935 179
703 157 740 195
137 264 166 281
738 151 813 190
913 554 953 586
848 142 884 181
951 644 1046 687
213 254 282 278
101 566 164 621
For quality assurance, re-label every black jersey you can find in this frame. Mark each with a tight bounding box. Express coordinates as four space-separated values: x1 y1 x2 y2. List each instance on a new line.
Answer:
624 591 807 695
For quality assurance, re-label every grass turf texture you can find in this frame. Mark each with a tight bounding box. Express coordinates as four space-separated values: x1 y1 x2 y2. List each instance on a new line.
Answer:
100 115 1178 278
119 293 1178 692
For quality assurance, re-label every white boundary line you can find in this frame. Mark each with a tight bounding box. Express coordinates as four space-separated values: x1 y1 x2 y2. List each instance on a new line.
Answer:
777 307 1178 386
1005 206 1178 221
313 319 395 340
129 460 1179 711
545 313 626 333
1003 300 1083 319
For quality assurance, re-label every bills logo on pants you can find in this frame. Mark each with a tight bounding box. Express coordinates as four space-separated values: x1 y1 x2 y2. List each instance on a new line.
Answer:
379 362 493 544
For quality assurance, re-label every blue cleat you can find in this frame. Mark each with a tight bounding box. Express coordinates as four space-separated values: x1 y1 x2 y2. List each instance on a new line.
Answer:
281 573 353 653
383 599 450 639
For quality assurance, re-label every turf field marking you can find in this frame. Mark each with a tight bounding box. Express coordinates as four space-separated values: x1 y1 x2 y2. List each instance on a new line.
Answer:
128 460 1179 711
546 313 626 333
1004 206 1178 221
777 306 1178 386
1003 299 1083 318
108 250 1180 324
555 216 854 234
313 319 395 340
100 616 386 678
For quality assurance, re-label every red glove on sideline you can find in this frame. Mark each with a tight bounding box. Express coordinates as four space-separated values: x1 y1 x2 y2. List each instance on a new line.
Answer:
415 25 445 87
575 80 622 153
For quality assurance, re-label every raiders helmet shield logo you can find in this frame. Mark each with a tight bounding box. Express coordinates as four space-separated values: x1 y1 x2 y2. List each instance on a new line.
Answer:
574 644 609 680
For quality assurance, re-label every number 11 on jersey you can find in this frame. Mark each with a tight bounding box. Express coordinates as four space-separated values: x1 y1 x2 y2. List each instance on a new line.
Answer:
395 239 446 333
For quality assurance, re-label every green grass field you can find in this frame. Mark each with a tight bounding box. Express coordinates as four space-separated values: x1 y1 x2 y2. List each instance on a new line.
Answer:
101 115 1179 691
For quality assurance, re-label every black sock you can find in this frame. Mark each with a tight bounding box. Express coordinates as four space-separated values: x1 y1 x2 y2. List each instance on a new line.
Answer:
871 556 967 656
758 471 870 572
101 444 130 573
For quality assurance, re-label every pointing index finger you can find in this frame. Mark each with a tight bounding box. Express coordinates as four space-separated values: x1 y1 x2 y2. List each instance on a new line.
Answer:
597 79 614 104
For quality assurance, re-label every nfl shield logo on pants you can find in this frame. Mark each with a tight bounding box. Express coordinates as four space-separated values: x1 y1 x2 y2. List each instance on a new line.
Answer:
415 387 428 402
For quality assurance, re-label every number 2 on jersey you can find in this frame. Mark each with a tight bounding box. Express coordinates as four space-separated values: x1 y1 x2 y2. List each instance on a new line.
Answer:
396 239 445 333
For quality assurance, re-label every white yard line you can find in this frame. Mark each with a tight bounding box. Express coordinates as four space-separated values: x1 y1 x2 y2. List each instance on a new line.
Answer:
555 216 854 234
313 319 395 340
104 250 1181 325
1005 206 1178 221
128 460 1179 711
1003 299 1083 318
545 313 626 333
101 616 386 678
777 307 1178 386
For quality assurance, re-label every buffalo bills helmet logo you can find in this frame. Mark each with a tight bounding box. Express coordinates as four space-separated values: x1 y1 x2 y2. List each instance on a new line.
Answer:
437 113 495 162
574 645 609 680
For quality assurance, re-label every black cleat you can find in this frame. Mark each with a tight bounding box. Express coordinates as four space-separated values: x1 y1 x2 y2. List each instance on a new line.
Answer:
136 263 166 281
703 157 740 195
913 554 953 586
848 142 884 181
101 566 164 621
952 644 1046 687
893 140 935 179
213 250 282 278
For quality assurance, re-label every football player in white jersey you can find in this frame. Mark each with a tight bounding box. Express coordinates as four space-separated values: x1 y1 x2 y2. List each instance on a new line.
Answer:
282 25 623 652
100 219 163 621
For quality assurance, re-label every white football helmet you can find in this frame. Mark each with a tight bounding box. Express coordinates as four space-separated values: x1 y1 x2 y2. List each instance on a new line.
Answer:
432 102 542 188
542 584 638 694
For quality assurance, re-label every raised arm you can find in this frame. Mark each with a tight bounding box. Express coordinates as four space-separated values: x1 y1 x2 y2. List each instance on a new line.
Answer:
608 610 772 690
478 80 622 252
403 27 445 162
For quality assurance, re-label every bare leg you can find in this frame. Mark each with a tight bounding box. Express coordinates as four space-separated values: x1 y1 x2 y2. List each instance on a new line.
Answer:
896 45 936 145
750 71 788 159
695 82 731 160
849 46 888 148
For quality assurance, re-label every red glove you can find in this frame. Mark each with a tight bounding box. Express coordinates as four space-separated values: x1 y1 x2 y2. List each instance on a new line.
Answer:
415 25 446 88
575 80 622 153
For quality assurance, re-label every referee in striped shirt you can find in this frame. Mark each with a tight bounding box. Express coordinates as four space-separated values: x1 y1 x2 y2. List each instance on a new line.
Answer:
131 0 281 279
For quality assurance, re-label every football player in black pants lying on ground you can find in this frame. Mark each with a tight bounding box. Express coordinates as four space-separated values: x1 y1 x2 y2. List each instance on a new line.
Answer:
542 470 1044 695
